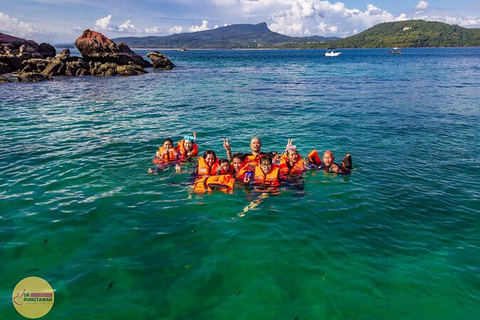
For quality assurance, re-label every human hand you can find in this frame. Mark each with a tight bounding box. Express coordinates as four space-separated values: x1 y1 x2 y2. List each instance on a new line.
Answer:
285 139 294 152
223 138 231 150
330 164 341 173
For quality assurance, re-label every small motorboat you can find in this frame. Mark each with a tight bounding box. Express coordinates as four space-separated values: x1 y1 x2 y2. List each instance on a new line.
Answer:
324 49 342 57
389 47 402 54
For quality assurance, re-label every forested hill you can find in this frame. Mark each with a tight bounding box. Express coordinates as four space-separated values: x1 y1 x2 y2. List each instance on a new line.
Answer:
111 20 480 49
329 20 480 48
113 23 337 49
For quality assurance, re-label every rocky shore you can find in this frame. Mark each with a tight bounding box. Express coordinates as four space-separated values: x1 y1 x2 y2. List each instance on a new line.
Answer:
0 30 175 83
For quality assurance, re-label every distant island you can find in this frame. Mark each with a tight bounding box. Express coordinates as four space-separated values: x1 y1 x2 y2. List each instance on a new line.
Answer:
109 20 480 49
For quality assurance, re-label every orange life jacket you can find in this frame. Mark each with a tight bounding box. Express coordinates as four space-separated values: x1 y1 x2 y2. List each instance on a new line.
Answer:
279 154 304 176
217 167 232 175
236 154 262 180
152 147 178 164
197 157 219 176
307 149 322 166
342 154 352 172
253 164 280 186
192 174 235 193
177 140 198 159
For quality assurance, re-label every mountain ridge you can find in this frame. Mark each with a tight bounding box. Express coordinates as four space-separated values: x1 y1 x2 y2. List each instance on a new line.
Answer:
108 20 480 49
112 22 338 49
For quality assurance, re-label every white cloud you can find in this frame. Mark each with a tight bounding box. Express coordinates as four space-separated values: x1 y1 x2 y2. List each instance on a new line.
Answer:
145 26 161 34
0 11 40 37
188 20 210 32
95 15 113 30
170 26 183 34
0 11 61 42
94 15 137 33
415 1 430 11
118 20 137 33
267 0 403 37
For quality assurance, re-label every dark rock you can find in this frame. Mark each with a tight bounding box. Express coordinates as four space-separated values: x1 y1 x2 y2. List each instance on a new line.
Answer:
146 51 176 70
39 43 56 58
0 33 48 73
18 72 53 82
74 29 152 68
0 71 52 83
0 62 10 74
21 58 50 73
42 49 90 76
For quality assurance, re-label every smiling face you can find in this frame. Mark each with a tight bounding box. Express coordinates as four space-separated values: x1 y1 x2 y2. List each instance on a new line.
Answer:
287 149 299 164
250 137 262 154
219 161 230 172
260 157 272 174
322 151 335 167
163 140 173 150
205 154 216 167
232 157 243 172
183 140 193 151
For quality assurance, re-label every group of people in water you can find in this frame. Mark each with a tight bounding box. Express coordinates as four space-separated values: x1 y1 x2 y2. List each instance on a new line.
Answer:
148 132 352 193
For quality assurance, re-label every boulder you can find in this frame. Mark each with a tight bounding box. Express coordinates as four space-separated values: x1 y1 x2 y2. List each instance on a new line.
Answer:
39 43 56 58
74 29 152 68
146 51 176 70
0 33 55 74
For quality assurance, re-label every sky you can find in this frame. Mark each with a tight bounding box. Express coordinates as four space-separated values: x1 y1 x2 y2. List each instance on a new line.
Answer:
1 0 480 43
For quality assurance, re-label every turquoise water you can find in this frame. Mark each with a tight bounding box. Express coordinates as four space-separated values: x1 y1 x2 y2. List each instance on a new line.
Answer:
1 47 480 319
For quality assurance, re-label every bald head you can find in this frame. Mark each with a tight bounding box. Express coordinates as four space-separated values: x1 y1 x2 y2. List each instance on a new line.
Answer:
322 150 335 167
250 137 262 155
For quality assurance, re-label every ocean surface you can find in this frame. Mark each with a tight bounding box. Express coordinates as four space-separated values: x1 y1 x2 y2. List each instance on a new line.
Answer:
1 47 480 319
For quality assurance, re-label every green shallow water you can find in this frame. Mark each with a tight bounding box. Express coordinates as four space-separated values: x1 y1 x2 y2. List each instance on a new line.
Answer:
1 48 480 319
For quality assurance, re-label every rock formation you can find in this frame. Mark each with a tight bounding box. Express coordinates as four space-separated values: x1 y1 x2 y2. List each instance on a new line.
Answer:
146 51 176 70
1 30 175 83
1 32 56 74
74 29 152 68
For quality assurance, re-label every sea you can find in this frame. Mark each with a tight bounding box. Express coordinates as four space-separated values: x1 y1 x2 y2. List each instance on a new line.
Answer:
1 47 480 320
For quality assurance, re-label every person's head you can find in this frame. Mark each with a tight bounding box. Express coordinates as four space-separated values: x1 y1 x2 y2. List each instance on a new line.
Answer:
260 155 273 174
231 153 244 172
250 137 262 154
203 150 217 167
183 139 193 151
322 150 335 167
286 147 299 164
162 138 174 149
218 159 230 172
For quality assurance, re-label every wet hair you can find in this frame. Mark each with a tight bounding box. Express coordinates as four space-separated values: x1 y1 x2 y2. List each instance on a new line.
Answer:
268 151 278 158
203 150 217 162
232 152 246 162
163 138 174 146
219 158 230 166
260 154 272 165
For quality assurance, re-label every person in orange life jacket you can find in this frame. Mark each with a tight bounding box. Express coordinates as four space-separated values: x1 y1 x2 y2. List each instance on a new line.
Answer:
279 145 307 178
244 154 280 186
177 132 198 160
153 139 179 163
230 153 247 180
194 150 219 176
148 138 181 174
217 159 232 175
320 150 342 173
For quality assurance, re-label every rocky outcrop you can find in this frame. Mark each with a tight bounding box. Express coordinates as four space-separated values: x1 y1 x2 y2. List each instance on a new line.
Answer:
0 33 56 74
1 30 176 82
41 49 90 76
146 51 176 70
75 29 152 68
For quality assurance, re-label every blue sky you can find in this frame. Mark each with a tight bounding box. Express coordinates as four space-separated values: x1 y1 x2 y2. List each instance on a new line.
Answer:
1 0 479 43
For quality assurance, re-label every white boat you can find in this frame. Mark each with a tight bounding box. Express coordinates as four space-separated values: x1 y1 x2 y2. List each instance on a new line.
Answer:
324 49 342 57
389 47 402 54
